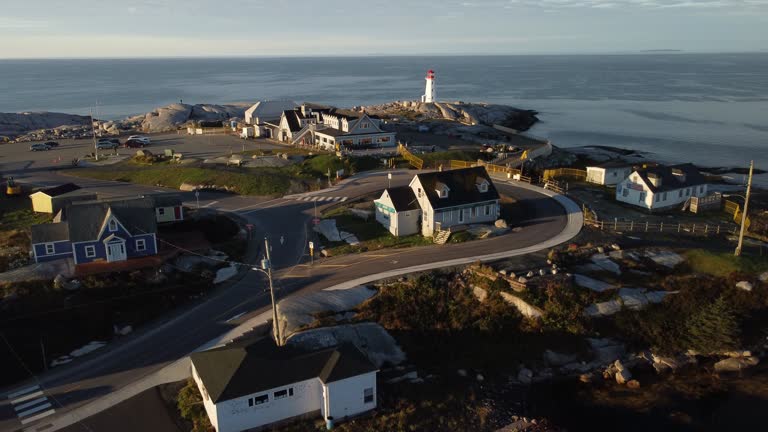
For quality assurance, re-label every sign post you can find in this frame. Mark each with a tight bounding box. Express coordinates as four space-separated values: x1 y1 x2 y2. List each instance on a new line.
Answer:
388 172 392 189
195 190 200 209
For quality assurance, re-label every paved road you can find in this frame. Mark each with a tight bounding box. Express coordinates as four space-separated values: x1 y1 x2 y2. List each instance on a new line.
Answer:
0 151 578 431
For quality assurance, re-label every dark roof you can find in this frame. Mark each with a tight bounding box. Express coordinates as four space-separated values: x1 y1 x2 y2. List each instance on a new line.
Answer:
592 160 635 169
282 110 302 132
65 197 157 242
413 167 500 210
385 186 420 212
191 338 376 403
31 223 70 243
35 183 81 197
634 163 706 193
151 194 182 208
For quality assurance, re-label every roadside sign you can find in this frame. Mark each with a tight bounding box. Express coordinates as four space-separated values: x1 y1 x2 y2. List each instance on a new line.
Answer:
195 190 200 198
309 241 314 250
388 173 392 180
312 217 321 225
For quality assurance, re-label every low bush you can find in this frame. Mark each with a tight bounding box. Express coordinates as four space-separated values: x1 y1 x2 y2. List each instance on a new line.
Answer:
177 378 213 432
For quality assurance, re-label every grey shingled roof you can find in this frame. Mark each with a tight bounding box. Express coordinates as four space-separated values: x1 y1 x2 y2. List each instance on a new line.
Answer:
151 194 182 208
66 197 157 242
191 338 376 404
282 110 302 132
414 167 500 210
385 186 420 212
31 223 70 243
34 183 81 197
635 163 706 193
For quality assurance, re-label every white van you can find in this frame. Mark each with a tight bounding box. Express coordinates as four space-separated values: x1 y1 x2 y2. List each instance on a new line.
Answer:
128 135 151 145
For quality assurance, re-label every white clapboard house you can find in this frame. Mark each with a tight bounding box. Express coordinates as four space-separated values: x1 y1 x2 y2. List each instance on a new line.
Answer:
586 160 635 186
266 104 396 150
375 167 501 237
191 338 378 432
615 164 708 211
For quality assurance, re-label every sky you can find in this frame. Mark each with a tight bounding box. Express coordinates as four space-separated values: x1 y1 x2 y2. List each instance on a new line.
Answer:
1 0 767 58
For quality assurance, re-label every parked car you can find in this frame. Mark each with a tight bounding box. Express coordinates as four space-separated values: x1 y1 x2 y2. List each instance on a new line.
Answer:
44 141 60 148
127 135 151 145
124 139 147 148
30 143 52 151
96 141 119 150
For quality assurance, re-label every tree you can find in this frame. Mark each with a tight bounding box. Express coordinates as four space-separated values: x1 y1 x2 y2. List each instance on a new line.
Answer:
684 296 740 354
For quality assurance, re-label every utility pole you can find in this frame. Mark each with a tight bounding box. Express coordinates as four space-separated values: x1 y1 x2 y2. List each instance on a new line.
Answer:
90 108 98 162
40 338 47 371
263 237 281 345
735 160 754 257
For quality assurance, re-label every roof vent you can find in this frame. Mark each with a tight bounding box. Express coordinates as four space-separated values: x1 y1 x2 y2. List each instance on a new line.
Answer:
671 168 686 183
647 172 662 187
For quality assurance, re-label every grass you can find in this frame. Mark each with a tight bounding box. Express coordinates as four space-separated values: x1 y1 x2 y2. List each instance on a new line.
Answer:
684 249 768 277
0 192 51 248
322 210 432 255
64 162 297 196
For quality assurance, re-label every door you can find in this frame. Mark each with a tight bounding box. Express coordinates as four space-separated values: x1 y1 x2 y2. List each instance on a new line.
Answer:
174 206 182 220
106 242 126 262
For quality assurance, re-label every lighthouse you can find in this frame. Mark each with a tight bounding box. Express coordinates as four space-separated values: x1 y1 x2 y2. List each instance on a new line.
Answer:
421 69 436 103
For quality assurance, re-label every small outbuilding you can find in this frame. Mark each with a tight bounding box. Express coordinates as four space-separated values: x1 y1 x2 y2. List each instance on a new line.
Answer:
29 183 97 214
150 194 184 223
374 186 421 237
586 161 634 186
191 337 378 432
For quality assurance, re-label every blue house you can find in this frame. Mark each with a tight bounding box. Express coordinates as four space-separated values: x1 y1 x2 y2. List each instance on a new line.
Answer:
31 197 158 264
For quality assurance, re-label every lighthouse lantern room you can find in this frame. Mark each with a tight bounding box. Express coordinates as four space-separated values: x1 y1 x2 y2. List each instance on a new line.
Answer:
421 69 436 103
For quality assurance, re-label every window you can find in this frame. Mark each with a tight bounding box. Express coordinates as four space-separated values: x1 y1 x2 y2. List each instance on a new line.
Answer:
679 190 683 198
289 388 294 397
274 389 288 400
699 186 704 194
248 394 268 407
622 188 629 197
417 188 422 198
108 219 118 232
158 207 165 216
663 192 668 200
639 192 646 202
136 239 147 252
484 205 490 216
85 245 96 258
685 188 690 196
364 388 374 404
459 209 466 223
45 243 55 255
655 194 660 203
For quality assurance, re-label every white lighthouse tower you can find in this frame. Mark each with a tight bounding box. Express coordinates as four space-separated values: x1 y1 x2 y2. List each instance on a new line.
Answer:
421 69 436 103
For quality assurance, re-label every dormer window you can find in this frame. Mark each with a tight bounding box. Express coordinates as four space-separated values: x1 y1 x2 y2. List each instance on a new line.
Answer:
476 179 489 193
108 219 118 232
435 182 449 199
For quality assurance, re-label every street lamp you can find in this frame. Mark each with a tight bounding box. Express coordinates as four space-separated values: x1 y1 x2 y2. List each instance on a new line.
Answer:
252 236 281 345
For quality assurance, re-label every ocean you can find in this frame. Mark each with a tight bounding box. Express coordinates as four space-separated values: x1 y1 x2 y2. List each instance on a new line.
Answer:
1 54 766 181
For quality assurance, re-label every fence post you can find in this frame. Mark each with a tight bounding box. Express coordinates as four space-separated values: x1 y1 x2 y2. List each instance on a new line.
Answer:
645 221 649 232
630 221 634 231
660 222 664 232
614 218 618 230
678 224 681 233
705 224 708 234
717 225 720 234
692 224 696 234
601 221 604 231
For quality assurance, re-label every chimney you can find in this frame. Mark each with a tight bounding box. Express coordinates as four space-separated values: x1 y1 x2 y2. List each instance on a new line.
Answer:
647 172 662 187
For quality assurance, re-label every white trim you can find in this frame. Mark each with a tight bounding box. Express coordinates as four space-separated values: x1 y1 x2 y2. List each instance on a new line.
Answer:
44 243 55 255
136 238 147 252
85 245 96 258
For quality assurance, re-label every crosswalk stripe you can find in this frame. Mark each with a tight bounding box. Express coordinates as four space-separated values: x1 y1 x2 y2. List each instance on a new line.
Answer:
7 385 39 400
301 197 311 201
14 397 48 412
311 197 320 201
332 197 341 201
12 391 44 405
20 409 56 425
17 402 52 418
340 197 348 202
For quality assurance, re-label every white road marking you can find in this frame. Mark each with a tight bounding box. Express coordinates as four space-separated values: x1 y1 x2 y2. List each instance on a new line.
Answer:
7 385 39 400
11 391 44 405
201 200 219 208
340 197 348 202
14 397 47 412
20 409 56 425
17 402 52 419
225 312 245 323
311 196 320 201
332 197 342 201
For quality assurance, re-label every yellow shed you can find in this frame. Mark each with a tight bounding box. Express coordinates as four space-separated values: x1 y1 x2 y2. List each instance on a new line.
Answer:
29 184 97 214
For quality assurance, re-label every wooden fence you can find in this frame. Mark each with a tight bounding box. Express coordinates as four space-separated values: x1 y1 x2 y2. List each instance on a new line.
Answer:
543 168 587 181
398 143 424 169
584 215 734 236
449 159 522 176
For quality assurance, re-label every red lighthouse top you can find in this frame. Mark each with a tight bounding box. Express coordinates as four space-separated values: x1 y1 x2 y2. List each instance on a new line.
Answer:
426 69 435 80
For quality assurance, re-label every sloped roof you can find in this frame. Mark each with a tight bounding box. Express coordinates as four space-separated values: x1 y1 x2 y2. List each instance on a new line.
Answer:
589 160 635 169
191 338 376 404
245 100 298 120
413 167 500 210
33 183 81 198
282 110 302 132
65 197 157 242
31 223 70 243
151 194 182 208
385 186 420 212
634 163 706 193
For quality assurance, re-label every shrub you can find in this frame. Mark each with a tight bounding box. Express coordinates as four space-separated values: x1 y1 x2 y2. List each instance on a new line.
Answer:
684 295 739 354
177 378 213 432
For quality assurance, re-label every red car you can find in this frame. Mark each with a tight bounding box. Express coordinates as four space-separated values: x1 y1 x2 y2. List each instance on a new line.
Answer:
124 139 147 148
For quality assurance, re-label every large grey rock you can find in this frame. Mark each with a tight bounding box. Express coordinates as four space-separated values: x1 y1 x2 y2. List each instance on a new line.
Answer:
574 274 617 292
584 299 623 317
544 350 579 367
517 368 533 384
591 254 621 275
618 288 649 310
615 368 632 385
499 292 544 319
736 281 753 292
714 356 759 372
759 272 768 282
0 111 91 137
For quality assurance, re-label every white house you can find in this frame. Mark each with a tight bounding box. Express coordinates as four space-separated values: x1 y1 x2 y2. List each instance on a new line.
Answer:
586 161 634 186
374 186 421 237
267 104 396 150
244 100 298 126
382 167 502 237
190 338 378 432
616 164 708 211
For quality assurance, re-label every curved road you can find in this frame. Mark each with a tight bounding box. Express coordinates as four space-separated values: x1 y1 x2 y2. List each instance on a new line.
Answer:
0 154 581 432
